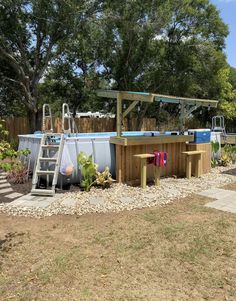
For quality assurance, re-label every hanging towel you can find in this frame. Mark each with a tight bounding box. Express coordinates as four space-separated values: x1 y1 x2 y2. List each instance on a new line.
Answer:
152 151 168 167
164 152 168 166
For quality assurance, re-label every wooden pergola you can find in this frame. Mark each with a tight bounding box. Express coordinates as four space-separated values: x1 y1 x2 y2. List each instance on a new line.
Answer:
97 90 218 135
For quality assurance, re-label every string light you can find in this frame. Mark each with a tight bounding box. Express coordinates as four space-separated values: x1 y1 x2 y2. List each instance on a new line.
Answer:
160 100 163 108
137 105 140 112
178 101 181 110
208 104 211 111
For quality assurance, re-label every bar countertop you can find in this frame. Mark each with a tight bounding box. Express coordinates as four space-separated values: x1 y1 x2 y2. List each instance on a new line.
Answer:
110 135 194 146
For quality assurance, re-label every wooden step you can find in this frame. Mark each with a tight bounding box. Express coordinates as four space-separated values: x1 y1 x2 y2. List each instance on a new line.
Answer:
39 157 57 162
42 145 60 148
31 189 55 196
36 170 55 175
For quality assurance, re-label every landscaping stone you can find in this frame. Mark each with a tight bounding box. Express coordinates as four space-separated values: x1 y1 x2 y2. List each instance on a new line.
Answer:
199 187 236 214
9 197 54 209
0 183 11 188
17 194 38 201
198 188 236 199
5 192 23 199
89 196 105 206
2 164 236 218
0 172 7 176
8 199 31 207
0 187 13 194
120 197 134 204
0 179 7 183
0 176 6 179
60 198 78 207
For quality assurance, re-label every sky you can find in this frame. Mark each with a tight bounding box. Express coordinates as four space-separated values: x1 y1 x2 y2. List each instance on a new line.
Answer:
211 0 236 67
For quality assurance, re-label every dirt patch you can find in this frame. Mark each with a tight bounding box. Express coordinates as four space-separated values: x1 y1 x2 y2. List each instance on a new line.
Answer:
1 191 236 300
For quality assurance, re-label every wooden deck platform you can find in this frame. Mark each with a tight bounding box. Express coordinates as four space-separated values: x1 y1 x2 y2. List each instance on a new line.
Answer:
221 135 236 145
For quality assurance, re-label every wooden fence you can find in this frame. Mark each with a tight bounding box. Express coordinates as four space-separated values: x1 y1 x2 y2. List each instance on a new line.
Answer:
0 117 157 141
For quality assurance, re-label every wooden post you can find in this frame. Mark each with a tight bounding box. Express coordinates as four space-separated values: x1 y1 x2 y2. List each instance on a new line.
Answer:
186 155 191 179
117 93 122 137
141 158 147 189
154 166 161 186
116 145 122 183
195 154 201 177
179 102 185 133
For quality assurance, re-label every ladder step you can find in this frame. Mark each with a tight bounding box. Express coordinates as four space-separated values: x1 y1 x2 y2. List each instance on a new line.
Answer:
42 145 60 148
31 189 55 196
39 157 57 162
36 170 55 175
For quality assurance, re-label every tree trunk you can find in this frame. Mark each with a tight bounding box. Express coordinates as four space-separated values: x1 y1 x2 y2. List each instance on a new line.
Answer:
27 109 42 133
27 110 36 133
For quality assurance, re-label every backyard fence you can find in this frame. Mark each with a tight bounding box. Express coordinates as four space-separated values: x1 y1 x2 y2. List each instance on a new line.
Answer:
0 117 157 141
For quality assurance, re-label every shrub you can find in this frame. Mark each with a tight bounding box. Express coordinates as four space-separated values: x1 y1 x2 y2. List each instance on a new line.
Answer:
7 160 29 184
77 152 97 192
95 167 114 188
0 120 31 176
77 152 114 191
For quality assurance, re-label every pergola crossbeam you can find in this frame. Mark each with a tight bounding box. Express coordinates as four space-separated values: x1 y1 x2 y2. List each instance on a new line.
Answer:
122 100 139 119
154 94 218 108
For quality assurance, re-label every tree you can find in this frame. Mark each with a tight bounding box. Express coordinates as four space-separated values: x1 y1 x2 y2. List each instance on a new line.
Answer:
95 0 230 129
0 0 99 132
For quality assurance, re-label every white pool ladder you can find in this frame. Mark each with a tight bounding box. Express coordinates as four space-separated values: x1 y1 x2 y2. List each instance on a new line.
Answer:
31 133 64 196
212 116 226 135
42 104 53 133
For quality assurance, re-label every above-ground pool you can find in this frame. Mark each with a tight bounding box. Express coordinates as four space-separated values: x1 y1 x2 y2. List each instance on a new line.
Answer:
18 131 163 183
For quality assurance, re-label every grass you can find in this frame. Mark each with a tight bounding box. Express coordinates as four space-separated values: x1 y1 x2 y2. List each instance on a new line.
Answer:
1 189 236 300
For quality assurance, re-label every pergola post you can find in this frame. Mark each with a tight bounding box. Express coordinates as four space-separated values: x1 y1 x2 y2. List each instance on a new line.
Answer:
117 93 123 137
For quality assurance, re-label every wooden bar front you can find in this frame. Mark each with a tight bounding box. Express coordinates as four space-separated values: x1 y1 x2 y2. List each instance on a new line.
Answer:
110 135 194 184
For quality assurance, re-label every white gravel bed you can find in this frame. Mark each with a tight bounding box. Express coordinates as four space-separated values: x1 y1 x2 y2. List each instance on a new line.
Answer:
1 164 236 218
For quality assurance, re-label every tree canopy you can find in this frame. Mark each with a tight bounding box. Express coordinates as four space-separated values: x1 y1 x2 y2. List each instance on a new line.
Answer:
0 0 235 131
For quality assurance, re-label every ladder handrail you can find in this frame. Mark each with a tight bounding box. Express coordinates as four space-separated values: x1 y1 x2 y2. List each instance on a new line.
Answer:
212 115 226 135
42 104 53 132
62 103 72 133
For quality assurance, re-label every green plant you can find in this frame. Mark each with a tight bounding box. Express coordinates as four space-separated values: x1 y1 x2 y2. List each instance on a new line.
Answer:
211 159 217 168
229 145 236 163
0 120 9 140
95 167 114 188
211 140 220 167
7 160 29 184
211 140 220 159
77 152 97 192
219 154 230 167
222 144 236 164
0 120 31 174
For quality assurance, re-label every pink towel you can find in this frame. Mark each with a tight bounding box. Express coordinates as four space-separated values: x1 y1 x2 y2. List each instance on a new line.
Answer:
152 151 168 167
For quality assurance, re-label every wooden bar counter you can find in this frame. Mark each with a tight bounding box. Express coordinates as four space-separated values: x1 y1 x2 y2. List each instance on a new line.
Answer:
110 135 194 184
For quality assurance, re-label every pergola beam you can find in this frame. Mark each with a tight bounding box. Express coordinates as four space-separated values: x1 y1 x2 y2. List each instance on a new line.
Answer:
97 90 154 103
97 90 219 136
154 94 218 108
